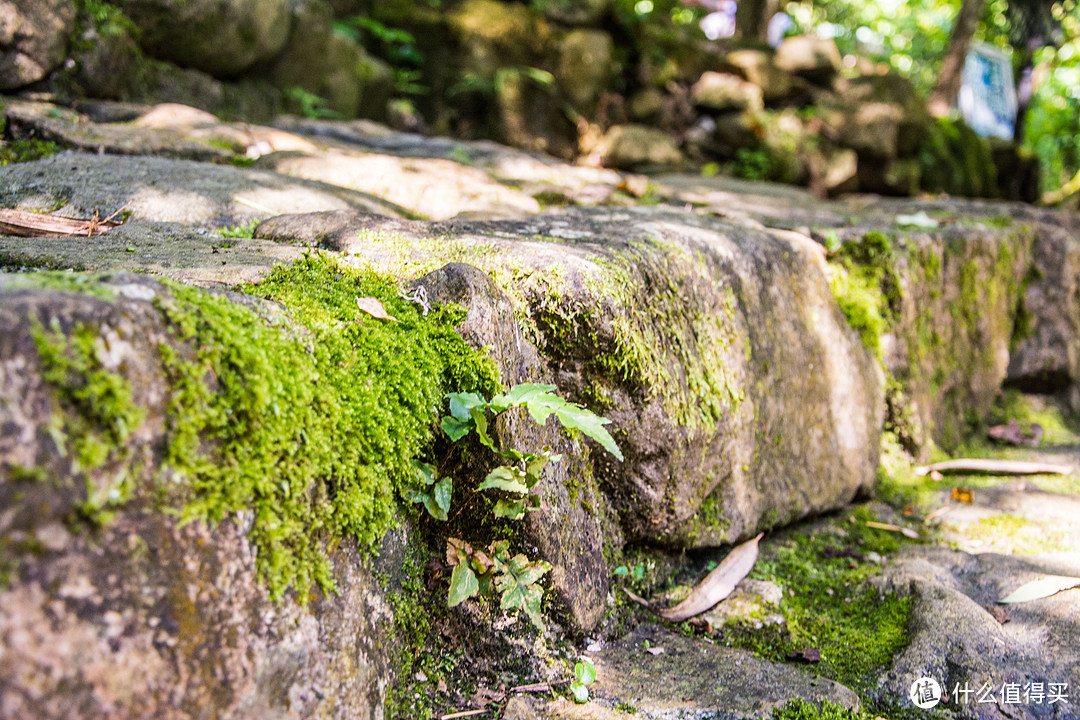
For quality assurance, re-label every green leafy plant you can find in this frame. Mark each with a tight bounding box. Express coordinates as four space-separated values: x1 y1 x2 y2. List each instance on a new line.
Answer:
284 87 341 120
414 383 623 630
570 658 597 703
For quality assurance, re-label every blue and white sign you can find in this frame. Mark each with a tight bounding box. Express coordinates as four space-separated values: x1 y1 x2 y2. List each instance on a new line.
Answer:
958 42 1018 140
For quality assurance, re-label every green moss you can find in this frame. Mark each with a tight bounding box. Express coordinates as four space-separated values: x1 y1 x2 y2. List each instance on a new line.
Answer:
828 232 901 359
143 253 500 600
724 505 914 699
23 254 498 602
0 139 62 166
31 318 145 520
766 699 861 720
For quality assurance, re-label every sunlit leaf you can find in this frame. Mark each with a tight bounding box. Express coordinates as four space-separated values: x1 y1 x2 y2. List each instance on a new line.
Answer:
478 466 529 494
432 476 452 518
471 406 498 452
489 383 557 412
440 415 472 442
575 659 596 685
494 498 526 519
895 211 939 229
448 391 486 421
999 575 1080 604
570 682 589 703
448 564 479 607
554 404 623 461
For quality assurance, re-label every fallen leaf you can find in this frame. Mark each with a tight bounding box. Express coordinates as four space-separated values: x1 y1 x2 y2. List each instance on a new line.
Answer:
865 520 920 539
929 470 944 482
999 575 1080 604
0 207 123 236
645 647 665 656
915 459 1072 476
786 647 821 663
658 533 763 621
356 296 399 322
950 487 974 503
895 211 939 229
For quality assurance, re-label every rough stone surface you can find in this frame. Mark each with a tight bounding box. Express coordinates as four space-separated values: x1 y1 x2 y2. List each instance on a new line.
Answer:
691 71 764 113
553 29 613 113
0 153 401 226
775 36 842 82
415 263 611 631
592 124 684 171
586 624 861 718
112 0 292 78
255 207 884 548
0 0 74 90
0 276 403 720
533 0 611 25
256 148 542 220
1007 209 1080 393
724 49 794 103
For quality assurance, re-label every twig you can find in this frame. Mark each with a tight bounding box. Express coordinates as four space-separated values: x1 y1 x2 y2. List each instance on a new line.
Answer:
440 710 488 719
915 459 1073 476
233 196 278 216
509 682 550 693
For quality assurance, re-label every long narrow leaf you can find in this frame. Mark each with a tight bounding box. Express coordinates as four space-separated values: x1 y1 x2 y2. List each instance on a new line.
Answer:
658 533 763 621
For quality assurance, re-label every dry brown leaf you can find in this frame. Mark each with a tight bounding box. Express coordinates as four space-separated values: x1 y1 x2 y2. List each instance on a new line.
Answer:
658 533 763 622
916 459 1072 476
865 520 920 539
356 296 399 322
0 208 122 237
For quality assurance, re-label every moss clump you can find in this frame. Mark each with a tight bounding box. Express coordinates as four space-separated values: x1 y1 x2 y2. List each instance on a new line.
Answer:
0 139 62 166
722 505 913 699
766 699 862 720
827 231 900 358
146 253 499 601
31 318 145 519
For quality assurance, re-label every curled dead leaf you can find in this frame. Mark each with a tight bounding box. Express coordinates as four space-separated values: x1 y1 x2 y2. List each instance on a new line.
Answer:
658 533 763 622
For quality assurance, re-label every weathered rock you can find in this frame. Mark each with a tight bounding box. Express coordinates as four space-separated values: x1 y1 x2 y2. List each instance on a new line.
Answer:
1007 210 1080 392
592 124 683 171
628 87 665 121
256 148 542 220
820 147 859 196
0 153 400 227
112 0 292 78
873 543 1079 719
494 68 579 161
0 275 406 719
585 624 861 718
724 48 794 103
775 35 841 82
448 0 548 78
0 0 74 90
835 101 908 159
255 207 883 547
552 28 613 114
2 98 317 162
414 262 612 631
691 71 764 113
533 0 611 25
834 74 928 157
268 0 391 119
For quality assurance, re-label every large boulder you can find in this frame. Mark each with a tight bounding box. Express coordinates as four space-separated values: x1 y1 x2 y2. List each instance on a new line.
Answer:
552 28 613 114
691 71 764 114
775 35 841 83
592 124 684 171
111 0 292 78
533 0 611 25
494 69 579 161
723 49 794 104
0 274 407 719
447 0 548 78
0 0 74 89
255 208 884 547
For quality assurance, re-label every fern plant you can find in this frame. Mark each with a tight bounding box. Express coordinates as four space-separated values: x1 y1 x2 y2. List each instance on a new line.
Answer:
410 384 622 630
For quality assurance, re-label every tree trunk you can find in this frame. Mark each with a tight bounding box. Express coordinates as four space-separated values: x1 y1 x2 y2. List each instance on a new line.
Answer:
735 0 773 43
928 0 987 117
